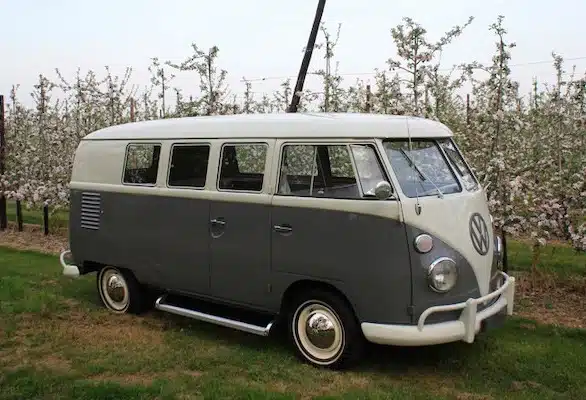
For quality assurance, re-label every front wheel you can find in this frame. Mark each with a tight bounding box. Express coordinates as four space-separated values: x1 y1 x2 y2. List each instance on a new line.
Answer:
287 288 364 369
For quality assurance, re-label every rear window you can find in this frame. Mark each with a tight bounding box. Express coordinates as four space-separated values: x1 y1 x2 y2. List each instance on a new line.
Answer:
123 143 161 185
168 144 210 188
218 143 268 192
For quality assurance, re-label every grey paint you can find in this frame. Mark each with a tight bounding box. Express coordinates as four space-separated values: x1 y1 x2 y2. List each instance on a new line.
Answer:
70 189 211 295
269 203 413 324
209 200 272 307
70 188 495 327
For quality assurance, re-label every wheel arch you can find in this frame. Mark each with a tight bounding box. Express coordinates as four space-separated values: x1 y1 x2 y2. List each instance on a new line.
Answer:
279 279 362 323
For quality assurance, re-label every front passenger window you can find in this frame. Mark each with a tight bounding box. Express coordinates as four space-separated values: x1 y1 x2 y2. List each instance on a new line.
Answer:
277 144 361 199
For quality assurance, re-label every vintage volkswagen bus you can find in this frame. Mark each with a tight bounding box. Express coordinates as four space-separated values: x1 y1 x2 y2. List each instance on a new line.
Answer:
59 112 515 369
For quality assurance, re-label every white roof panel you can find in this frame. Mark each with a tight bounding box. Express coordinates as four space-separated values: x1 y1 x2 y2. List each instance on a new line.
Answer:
82 112 454 141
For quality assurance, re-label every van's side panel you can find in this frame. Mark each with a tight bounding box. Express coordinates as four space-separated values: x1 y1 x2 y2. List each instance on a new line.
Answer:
209 197 272 306
69 138 212 295
69 188 212 295
269 198 412 325
208 139 276 307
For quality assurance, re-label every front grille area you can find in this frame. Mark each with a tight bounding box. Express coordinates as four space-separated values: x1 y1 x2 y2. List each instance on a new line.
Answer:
80 192 101 230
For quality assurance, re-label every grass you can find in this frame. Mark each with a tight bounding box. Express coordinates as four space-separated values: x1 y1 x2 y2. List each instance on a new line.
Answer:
506 239 585 278
0 246 585 399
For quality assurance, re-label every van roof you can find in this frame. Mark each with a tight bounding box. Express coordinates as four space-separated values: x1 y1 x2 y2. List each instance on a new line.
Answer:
82 112 454 141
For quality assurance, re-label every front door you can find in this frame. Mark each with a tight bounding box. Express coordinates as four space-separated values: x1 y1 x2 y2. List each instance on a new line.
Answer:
270 141 413 325
209 142 272 308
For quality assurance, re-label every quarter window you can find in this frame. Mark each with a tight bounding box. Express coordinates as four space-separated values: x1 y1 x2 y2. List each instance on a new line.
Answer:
123 143 161 185
437 138 479 191
218 144 267 192
168 144 210 188
349 144 388 196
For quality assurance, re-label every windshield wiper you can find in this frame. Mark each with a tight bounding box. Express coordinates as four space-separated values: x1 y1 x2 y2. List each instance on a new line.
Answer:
398 147 444 199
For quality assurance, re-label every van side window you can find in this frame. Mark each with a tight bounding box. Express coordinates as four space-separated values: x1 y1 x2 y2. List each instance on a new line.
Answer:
349 144 389 196
328 146 356 178
123 143 161 185
278 144 360 199
168 144 210 188
218 144 267 192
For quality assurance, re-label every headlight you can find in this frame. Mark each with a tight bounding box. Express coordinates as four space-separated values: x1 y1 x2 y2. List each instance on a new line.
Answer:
427 257 458 293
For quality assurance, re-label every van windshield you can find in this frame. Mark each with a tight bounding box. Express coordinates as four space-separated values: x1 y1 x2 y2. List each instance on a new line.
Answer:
382 139 462 198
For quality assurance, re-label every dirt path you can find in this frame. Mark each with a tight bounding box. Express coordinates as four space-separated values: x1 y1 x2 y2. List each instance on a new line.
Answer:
1 224 585 330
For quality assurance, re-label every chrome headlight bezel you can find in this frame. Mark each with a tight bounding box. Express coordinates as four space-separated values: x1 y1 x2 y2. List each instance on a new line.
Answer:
427 257 458 293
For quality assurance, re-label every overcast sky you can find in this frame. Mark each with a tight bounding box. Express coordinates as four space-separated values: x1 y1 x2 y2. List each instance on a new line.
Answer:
2 0 585 107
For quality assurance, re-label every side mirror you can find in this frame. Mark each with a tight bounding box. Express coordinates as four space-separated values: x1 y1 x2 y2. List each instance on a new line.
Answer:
374 181 393 200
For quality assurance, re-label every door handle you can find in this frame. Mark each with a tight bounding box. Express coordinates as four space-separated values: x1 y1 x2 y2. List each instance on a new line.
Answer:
273 224 292 234
210 218 226 226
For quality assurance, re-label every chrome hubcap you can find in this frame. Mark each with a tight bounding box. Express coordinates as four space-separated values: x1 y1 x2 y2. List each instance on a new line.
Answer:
295 302 343 363
107 275 126 303
101 269 129 311
305 311 336 349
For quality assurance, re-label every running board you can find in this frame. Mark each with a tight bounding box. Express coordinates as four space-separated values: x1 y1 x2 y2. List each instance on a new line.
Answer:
154 295 274 337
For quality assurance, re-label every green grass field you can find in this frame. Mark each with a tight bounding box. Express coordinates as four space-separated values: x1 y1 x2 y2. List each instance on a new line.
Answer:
1 245 585 399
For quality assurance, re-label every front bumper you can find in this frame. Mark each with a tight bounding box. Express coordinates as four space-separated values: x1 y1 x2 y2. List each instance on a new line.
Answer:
361 271 515 346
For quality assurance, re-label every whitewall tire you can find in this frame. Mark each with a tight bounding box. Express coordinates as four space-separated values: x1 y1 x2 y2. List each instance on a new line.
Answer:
287 288 364 369
96 266 149 315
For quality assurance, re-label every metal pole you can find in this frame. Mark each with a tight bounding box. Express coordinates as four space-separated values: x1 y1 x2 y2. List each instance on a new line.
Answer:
0 94 7 230
287 0 327 113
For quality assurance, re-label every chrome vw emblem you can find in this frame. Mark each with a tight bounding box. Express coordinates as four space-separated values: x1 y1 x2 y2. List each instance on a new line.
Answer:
469 213 489 256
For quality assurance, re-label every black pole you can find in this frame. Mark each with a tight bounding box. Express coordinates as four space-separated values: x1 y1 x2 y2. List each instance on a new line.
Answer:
16 199 23 232
0 95 7 231
43 204 49 235
287 0 326 113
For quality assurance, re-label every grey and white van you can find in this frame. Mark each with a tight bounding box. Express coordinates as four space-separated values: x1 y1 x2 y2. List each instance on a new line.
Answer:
59 112 516 369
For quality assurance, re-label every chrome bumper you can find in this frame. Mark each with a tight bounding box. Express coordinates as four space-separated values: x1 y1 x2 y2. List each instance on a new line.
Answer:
59 250 80 278
361 271 516 346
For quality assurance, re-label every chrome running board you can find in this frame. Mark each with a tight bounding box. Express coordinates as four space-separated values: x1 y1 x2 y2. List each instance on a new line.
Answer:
154 295 273 337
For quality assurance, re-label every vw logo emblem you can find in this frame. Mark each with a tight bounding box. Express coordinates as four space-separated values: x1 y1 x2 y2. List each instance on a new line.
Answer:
469 213 490 256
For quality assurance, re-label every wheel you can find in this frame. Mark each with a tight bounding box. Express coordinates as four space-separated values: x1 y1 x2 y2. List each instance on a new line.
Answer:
96 266 150 315
287 288 364 369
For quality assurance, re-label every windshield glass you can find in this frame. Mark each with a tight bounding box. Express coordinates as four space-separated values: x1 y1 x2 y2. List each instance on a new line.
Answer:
382 139 462 198
437 138 479 191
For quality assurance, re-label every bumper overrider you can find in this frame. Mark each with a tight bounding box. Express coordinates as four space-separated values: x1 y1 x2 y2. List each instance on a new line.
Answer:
60 250 80 278
361 270 515 346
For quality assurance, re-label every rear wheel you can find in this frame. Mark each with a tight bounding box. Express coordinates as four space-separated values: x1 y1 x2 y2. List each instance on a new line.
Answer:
96 266 150 315
287 288 364 369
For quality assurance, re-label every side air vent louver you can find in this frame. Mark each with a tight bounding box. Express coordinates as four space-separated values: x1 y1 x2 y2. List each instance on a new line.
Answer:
80 192 101 230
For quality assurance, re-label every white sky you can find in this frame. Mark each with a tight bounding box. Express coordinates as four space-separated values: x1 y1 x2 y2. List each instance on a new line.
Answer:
2 0 585 108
